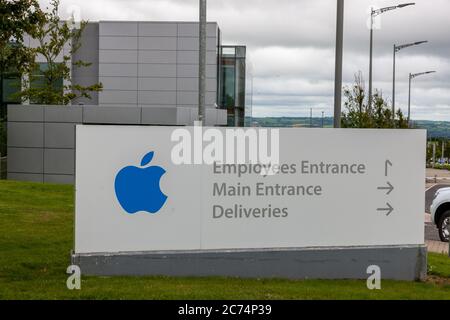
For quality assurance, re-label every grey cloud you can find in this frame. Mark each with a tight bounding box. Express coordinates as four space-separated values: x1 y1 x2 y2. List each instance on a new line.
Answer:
42 0 450 120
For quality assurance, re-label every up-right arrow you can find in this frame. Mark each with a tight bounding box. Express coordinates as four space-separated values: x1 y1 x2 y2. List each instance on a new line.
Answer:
377 203 394 216
385 160 393 177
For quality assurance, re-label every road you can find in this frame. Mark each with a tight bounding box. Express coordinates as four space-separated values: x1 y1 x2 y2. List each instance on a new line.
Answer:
425 184 450 241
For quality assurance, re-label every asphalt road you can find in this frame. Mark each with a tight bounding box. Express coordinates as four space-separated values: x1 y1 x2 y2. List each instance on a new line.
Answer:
425 184 450 241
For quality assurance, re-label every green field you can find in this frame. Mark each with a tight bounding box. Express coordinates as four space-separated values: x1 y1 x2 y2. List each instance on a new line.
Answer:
0 180 449 300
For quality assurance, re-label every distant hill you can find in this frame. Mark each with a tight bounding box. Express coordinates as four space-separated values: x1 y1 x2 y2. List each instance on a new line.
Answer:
250 117 450 139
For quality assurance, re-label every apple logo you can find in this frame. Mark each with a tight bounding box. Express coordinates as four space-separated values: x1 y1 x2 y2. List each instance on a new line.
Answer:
114 151 168 214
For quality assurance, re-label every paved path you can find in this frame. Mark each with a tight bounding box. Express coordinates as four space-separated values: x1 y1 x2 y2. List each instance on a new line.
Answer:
426 240 449 255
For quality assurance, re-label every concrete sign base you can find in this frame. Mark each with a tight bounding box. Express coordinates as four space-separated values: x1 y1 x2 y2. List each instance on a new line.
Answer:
72 245 427 281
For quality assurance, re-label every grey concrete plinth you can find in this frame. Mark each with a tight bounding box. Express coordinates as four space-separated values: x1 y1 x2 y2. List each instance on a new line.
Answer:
72 245 427 281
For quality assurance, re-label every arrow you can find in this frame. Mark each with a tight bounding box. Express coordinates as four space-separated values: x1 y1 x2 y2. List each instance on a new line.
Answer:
385 160 393 177
377 203 394 216
377 182 394 195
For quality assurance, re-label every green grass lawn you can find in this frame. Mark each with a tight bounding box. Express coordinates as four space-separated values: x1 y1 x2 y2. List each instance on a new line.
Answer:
0 180 449 300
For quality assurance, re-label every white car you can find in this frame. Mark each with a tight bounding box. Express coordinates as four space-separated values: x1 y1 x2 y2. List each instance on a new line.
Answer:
430 187 450 242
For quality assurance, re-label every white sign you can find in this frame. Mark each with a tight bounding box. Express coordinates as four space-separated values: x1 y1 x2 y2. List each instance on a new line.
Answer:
75 125 426 254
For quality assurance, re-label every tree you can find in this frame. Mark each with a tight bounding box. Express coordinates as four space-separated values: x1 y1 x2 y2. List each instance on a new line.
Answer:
18 0 102 105
341 71 408 129
0 0 45 109
0 0 45 158
0 0 45 73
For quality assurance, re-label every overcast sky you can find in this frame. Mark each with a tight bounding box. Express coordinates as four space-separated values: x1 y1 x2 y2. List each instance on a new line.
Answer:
43 0 450 120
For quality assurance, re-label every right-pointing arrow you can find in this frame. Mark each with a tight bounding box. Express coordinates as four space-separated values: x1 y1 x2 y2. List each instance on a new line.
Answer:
377 203 394 216
377 182 394 195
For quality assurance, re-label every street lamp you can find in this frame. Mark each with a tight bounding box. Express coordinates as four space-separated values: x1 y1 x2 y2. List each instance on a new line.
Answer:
368 3 415 110
334 0 344 128
392 40 428 121
408 71 436 125
198 0 207 124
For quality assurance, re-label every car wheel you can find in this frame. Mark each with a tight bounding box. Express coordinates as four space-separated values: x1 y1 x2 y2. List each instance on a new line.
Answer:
438 211 450 243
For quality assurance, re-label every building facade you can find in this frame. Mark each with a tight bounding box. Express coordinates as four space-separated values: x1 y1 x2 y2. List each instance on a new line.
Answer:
3 21 249 184
1 21 249 127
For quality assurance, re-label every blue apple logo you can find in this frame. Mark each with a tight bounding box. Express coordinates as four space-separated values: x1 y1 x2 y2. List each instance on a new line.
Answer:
114 151 167 214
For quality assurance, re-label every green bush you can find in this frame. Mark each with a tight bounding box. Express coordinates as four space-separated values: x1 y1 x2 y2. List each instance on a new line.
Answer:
430 164 450 171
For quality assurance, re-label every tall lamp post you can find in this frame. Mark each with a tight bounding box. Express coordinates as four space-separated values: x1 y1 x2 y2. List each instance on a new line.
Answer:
408 71 436 125
198 0 207 124
392 41 427 122
368 3 415 110
334 0 344 128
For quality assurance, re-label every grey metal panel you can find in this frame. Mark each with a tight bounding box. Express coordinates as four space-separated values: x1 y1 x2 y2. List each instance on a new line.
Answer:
98 104 138 108
72 23 99 64
72 246 427 281
71 79 100 105
44 106 83 123
8 122 44 148
138 51 176 64
176 107 192 125
206 78 218 92
204 108 218 126
138 78 176 91
138 64 176 77
99 63 138 77
177 64 217 78
138 37 177 51
138 91 176 105
99 50 138 63
217 109 227 126
189 108 198 124
177 22 218 37
138 22 177 37
100 22 138 36
99 36 138 50
177 50 217 65
44 149 74 175
177 78 216 92
206 91 218 105
72 80 99 105
7 148 43 174
141 107 178 125
44 123 75 149
44 174 74 185
177 91 217 105
177 37 217 51
100 77 138 91
8 105 44 122
72 23 99 106
8 172 43 183
83 106 141 124
176 91 198 105
99 91 138 104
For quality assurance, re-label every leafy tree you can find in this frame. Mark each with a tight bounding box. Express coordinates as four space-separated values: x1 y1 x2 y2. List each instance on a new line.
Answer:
341 71 408 129
0 0 45 158
18 0 102 105
0 0 45 76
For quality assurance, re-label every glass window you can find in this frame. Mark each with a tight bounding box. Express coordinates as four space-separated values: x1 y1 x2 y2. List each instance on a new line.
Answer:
219 46 247 127
29 63 64 104
222 47 236 57
1 74 21 104
221 58 236 108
